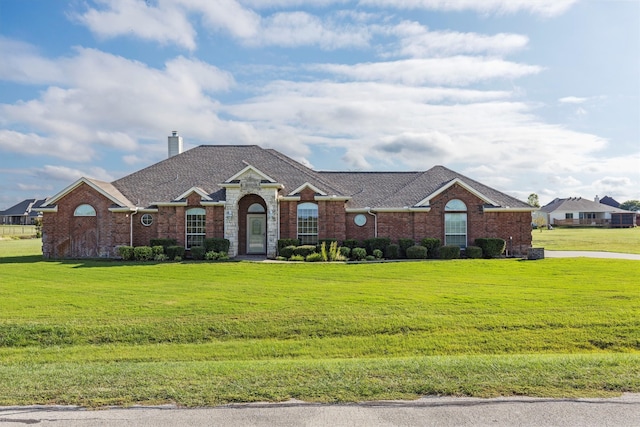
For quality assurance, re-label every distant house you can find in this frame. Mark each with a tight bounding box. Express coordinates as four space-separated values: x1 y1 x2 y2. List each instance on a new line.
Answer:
38 133 536 259
540 197 635 228
1 199 47 225
597 195 620 208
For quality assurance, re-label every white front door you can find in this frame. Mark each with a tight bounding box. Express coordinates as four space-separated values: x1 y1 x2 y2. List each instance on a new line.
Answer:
246 214 266 254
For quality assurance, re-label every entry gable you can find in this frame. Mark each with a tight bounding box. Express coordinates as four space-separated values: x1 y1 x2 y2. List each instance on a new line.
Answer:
174 187 213 202
224 165 278 184
415 178 498 207
289 182 327 196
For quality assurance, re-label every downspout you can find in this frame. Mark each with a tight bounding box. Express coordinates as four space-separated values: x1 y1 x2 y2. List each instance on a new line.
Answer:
129 208 139 247
366 207 378 237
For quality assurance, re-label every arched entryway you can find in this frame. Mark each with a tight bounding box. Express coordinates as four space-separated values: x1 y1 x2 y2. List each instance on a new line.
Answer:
238 194 267 255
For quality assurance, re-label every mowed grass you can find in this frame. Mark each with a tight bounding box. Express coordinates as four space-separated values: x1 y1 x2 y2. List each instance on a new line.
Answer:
532 226 640 254
0 239 639 406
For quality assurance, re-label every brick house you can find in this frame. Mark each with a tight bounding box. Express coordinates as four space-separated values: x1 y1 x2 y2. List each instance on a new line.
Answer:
39 134 535 258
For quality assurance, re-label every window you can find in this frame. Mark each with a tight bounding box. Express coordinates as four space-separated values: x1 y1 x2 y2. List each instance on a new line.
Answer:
248 203 265 213
579 212 595 220
354 214 367 226
297 202 318 245
444 199 467 248
565 213 574 220
140 213 153 226
186 208 206 248
74 204 96 216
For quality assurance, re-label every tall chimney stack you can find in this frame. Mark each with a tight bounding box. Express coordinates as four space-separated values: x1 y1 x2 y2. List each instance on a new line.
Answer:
168 131 183 158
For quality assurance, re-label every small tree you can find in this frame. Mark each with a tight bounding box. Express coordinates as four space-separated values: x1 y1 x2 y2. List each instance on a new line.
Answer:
527 193 540 208
619 200 640 211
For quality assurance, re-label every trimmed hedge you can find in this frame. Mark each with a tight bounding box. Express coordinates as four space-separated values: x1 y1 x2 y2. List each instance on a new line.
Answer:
364 237 391 255
279 245 296 259
341 239 360 249
150 238 177 250
465 245 483 259
421 238 441 259
385 243 400 260
293 245 316 258
351 247 367 261
339 246 351 259
439 245 461 259
118 246 135 261
204 238 230 254
166 246 185 260
278 239 300 252
406 245 427 259
134 246 154 261
397 238 415 258
475 238 506 258
372 249 383 259
190 246 206 260
151 245 164 256
306 252 323 262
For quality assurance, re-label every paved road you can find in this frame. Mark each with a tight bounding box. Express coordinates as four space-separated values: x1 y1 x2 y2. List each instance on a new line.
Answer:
2 394 640 426
544 250 640 260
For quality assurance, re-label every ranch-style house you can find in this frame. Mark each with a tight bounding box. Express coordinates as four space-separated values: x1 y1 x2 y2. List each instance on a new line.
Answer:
39 133 535 258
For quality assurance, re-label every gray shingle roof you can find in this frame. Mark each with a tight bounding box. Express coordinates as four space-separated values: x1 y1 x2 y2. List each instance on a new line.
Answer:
1 198 47 217
111 145 530 209
540 197 632 213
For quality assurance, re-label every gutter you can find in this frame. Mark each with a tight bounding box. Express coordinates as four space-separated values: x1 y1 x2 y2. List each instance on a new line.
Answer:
129 208 139 247
365 207 378 237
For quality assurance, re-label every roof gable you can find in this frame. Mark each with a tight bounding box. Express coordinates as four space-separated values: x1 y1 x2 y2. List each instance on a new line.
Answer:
289 182 327 196
415 177 498 207
43 177 132 208
224 164 278 184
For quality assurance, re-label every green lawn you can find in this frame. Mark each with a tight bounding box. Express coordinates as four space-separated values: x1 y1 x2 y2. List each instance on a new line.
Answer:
0 225 37 238
0 239 639 406
532 226 640 254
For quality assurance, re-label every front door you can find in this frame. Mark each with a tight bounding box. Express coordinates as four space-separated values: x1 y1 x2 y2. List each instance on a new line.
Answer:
246 214 266 254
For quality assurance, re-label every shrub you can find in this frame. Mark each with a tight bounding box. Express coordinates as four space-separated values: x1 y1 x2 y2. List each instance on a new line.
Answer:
406 245 428 259
289 254 305 261
205 251 220 261
341 239 360 249
152 245 164 256
204 238 230 254
190 246 206 260
373 249 383 259
217 252 229 261
173 256 182 262
351 247 367 261
339 246 351 259
166 245 185 260
397 238 415 258
134 246 154 261
278 239 300 253
364 237 391 255
279 245 296 259
154 253 168 261
318 238 338 249
385 244 399 259
276 256 287 261
150 238 177 250
118 246 135 261
306 252 323 262
293 245 316 258
439 245 461 259
421 238 441 259
365 255 376 261
475 238 506 258
465 245 483 259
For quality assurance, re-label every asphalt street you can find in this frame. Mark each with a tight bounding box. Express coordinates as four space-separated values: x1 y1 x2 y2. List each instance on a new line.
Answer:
1 394 639 426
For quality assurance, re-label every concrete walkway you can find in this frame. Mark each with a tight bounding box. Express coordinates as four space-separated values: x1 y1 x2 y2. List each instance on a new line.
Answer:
545 250 640 260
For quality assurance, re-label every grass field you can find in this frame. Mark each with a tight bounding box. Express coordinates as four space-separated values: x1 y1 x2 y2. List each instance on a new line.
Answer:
532 226 640 254
0 239 639 406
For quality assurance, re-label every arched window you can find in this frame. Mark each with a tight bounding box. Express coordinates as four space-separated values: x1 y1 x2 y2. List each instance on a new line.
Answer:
297 202 318 245
140 213 153 226
74 204 96 217
186 208 206 248
444 199 467 248
248 203 265 213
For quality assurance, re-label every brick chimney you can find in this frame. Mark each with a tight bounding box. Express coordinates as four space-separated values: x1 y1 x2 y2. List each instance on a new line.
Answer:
168 131 183 158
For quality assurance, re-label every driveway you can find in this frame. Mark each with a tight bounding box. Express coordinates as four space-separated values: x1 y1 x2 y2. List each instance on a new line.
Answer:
1 394 640 426
544 250 640 260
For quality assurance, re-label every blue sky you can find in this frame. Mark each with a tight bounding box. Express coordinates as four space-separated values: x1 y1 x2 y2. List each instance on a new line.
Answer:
0 0 638 209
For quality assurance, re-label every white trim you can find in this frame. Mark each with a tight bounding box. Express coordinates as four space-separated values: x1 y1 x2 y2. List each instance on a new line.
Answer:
345 207 431 213
415 178 498 207
37 206 58 213
174 187 212 201
483 207 538 212
279 196 301 201
200 201 226 206
42 177 128 207
152 202 188 207
109 207 159 213
219 183 241 188
225 165 277 183
314 195 350 201
290 182 327 196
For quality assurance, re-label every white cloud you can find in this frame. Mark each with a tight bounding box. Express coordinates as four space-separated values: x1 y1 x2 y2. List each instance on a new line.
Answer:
315 56 542 86
358 0 579 17
36 165 114 183
384 21 529 58
559 96 588 104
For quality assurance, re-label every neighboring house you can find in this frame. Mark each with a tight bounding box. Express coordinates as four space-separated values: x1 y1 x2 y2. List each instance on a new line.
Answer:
540 197 635 228
39 133 536 259
598 195 620 208
1 198 47 225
